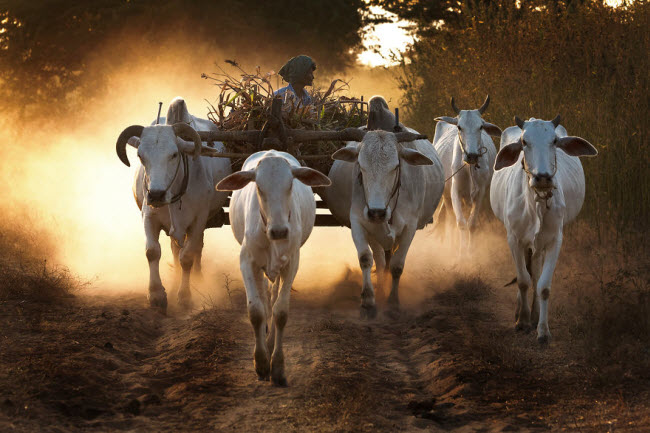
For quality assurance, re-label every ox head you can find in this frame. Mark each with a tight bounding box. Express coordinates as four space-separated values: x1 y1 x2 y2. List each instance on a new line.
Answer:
495 115 598 192
216 157 331 241
332 130 433 223
366 95 400 132
116 123 202 207
435 95 501 166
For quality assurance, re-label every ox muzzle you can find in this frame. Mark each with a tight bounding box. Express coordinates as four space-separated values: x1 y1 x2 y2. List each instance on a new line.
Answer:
268 225 289 241
367 207 387 223
147 189 167 206
463 152 481 165
530 172 555 191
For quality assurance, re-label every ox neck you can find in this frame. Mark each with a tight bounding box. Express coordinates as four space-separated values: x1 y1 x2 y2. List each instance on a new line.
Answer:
167 153 191 206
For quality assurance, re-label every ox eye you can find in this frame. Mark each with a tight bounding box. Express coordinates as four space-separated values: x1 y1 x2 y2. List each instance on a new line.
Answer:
171 152 178 159
522 140 527 147
457 126 462 131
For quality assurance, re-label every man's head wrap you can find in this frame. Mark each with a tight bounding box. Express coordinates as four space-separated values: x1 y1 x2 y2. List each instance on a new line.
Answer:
278 55 316 84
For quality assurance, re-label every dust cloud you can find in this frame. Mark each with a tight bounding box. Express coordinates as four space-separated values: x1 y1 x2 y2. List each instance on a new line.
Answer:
0 32 504 305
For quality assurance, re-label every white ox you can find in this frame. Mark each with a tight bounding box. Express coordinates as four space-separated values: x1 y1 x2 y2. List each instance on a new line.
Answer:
116 97 231 313
216 150 330 386
490 116 597 344
433 96 501 253
323 97 445 317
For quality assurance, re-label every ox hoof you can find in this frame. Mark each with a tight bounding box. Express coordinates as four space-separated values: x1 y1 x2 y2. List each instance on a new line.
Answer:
537 334 551 346
254 349 270 380
360 304 377 320
384 308 400 320
514 321 531 333
272 376 288 387
387 295 400 309
177 294 193 311
148 291 168 315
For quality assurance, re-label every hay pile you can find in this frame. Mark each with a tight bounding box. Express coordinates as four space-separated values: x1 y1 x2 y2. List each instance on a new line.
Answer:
201 61 367 173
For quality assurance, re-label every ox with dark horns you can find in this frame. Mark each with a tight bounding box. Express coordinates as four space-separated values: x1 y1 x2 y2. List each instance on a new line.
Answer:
490 115 597 344
432 95 501 255
116 97 231 313
321 96 444 317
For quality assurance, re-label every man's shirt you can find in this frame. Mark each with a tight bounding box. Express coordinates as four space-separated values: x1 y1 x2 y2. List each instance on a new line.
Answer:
274 83 312 106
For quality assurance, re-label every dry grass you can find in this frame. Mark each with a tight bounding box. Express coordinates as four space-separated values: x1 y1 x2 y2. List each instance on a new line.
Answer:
0 210 79 302
201 61 368 173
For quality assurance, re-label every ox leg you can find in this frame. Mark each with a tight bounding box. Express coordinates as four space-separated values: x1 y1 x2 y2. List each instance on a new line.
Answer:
192 232 204 282
535 230 563 345
451 177 468 258
145 219 167 313
240 252 270 380
467 183 486 254
270 252 299 387
529 250 543 327
351 218 376 319
370 238 387 302
387 226 416 311
509 235 532 332
171 240 181 288
177 220 207 309
266 277 280 356
431 194 449 241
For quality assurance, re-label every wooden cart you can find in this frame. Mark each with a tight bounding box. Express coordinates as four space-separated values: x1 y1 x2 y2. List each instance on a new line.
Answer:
194 97 416 228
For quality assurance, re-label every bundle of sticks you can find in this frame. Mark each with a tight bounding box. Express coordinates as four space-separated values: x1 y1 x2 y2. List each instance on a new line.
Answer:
201 60 367 173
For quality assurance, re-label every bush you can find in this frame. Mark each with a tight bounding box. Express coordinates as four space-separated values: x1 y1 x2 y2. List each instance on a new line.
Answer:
398 0 649 239
0 211 78 302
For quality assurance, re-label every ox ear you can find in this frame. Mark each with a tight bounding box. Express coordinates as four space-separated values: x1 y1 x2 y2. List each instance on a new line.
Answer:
399 148 433 166
435 116 458 125
494 140 523 170
482 122 502 137
292 167 332 187
216 170 256 191
556 136 598 157
332 146 359 163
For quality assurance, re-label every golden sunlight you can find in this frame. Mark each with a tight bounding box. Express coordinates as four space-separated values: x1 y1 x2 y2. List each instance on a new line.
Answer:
358 6 416 68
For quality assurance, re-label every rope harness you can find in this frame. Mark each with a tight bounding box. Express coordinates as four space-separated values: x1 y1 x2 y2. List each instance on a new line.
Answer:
357 160 401 225
521 152 558 209
445 132 488 183
144 152 190 209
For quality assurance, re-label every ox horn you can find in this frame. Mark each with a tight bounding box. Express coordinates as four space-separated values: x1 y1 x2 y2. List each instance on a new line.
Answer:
478 95 490 114
551 114 561 128
116 125 144 167
393 131 427 142
514 116 525 129
172 123 202 160
451 96 460 115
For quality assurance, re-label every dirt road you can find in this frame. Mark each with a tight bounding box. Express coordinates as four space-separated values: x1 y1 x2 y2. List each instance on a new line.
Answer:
1 261 649 432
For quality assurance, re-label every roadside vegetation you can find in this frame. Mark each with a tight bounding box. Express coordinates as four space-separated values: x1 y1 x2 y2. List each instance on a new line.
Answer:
398 0 649 241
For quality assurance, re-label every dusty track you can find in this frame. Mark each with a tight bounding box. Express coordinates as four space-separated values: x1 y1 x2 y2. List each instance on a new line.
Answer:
1 264 649 432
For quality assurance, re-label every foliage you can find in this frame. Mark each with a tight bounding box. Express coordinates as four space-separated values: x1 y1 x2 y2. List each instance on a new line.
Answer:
0 0 367 119
397 0 649 236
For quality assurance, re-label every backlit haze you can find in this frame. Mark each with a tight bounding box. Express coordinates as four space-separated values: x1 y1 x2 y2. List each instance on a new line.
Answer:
0 18 419 301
